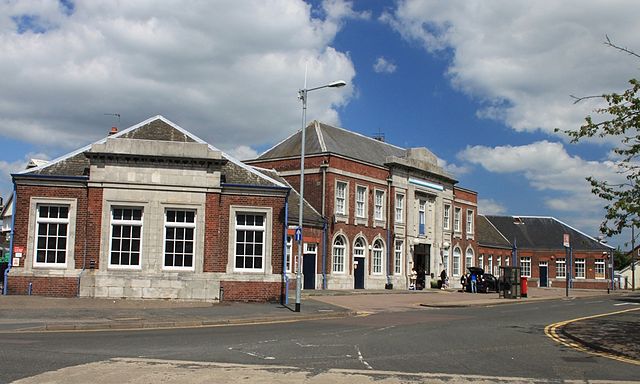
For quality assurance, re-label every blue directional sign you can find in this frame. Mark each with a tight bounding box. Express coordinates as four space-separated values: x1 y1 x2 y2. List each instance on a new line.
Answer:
295 227 302 242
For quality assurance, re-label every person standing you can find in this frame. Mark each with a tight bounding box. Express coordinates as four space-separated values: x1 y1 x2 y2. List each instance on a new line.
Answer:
440 269 447 290
460 273 467 293
470 272 478 293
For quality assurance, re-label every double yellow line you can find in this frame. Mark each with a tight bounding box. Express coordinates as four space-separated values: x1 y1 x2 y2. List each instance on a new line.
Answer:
545 307 640 366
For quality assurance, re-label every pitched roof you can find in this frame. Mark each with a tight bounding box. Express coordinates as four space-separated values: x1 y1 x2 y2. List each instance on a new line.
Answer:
253 167 324 226
477 215 511 249
15 115 285 188
257 121 405 166
482 215 612 251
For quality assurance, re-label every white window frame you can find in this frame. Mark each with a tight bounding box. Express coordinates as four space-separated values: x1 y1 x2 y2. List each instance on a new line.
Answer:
374 189 385 221
442 247 449 275
556 258 566 278
595 258 605 279
395 193 404 223
443 204 451 230
372 239 383 275
233 213 266 272
286 235 292 273
478 255 484 271
495 256 501 276
466 209 474 236
488 255 493 275
453 247 461 276
465 247 474 270
520 256 531 277
108 206 143 270
163 209 196 271
394 240 403 275
454 207 461 233
33 203 70 268
333 235 347 274
575 258 585 279
418 200 426 236
335 181 347 216
356 185 367 218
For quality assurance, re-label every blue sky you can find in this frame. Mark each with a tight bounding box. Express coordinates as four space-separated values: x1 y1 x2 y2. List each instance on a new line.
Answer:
1 0 638 248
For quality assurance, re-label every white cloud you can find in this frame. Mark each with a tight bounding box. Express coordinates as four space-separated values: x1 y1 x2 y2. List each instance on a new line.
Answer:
226 145 258 161
383 0 640 137
373 57 397 74
0 152 50 196
478 199 507 215
0 0 356 152
458 140 624 214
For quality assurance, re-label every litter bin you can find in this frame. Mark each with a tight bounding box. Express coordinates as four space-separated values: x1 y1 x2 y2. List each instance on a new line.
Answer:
521 276 528 298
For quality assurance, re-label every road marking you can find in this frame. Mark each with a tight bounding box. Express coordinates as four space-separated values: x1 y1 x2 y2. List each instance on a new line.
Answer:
355 345 373 370
545 307 640 366
228 347 275 360
614 302 640 306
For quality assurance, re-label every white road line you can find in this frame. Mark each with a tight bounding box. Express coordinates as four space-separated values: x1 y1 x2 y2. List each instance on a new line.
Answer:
227 347 275 360
614 302 640 306
355 345 373 370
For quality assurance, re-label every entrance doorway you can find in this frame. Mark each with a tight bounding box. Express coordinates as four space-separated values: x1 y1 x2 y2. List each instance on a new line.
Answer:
303 254 316 290
413 244 431 290
539 262 548 287
354 257 365 289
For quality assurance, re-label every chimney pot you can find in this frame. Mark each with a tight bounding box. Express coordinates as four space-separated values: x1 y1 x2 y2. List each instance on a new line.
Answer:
109 127 118 135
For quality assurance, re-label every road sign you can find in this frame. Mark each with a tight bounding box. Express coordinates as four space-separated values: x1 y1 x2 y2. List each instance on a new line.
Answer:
563 233 570 248
295 227 302 243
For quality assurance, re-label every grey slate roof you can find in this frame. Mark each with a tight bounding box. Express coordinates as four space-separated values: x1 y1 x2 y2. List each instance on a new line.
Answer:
477 215 511 249
482 215 611 251
16 115 285 189
257 121 407 167
253 168 324 226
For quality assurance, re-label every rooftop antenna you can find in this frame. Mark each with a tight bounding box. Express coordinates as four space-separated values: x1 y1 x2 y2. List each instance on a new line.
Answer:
372 127 385 142
104 113 121 124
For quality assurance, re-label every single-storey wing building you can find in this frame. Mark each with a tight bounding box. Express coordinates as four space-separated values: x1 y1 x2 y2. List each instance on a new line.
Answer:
6 116 292 302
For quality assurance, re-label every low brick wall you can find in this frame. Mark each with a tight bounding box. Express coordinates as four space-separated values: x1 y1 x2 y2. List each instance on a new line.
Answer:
220 281 282 302
8 276 78 297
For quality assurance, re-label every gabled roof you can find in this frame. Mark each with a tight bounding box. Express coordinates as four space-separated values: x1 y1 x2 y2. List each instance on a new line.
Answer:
253 167 324 226
256 120 406 167
15 115 285 188
482 215 612 251
477 215 511 249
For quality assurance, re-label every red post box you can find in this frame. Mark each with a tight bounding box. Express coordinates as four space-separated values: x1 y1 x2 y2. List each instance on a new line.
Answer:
521 276 528 298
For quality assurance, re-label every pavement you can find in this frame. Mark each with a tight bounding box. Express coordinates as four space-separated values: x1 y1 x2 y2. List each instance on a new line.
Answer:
1 287 638 362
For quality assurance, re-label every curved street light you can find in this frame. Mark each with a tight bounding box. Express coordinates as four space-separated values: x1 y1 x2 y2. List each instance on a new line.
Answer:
295 79 346 312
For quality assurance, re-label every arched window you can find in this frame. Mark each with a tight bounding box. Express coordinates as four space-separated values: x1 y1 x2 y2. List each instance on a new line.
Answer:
453 247 461 276
372 239 384 274
353 237 365 260
332 236 346 273
465 248 474 270
442 248 449 275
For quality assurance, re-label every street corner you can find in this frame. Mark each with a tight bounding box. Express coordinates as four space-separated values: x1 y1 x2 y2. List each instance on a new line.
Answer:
545 307 640 366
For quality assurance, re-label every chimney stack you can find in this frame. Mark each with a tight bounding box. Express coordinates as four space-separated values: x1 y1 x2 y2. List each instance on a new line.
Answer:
109 126 118 135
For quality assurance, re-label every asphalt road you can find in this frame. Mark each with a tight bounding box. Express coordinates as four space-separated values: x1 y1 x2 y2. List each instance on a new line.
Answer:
2 295 639 383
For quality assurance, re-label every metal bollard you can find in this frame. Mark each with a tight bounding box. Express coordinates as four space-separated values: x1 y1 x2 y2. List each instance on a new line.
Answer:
28 282 32 295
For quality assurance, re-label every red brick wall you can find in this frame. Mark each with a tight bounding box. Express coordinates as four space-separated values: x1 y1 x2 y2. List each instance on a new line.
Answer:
8 276 78 297
205 193 286 275
220 281 282 302
84 187 103 269
11 184 87 269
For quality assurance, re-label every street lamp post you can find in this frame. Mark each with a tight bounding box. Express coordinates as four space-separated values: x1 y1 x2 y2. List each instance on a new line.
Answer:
295 79 346 312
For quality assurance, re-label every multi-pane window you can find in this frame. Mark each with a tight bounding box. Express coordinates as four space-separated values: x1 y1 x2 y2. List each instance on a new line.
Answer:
335 181 347 215
110 207 142 267
353 237 365 262
35 204 69 266
478 255 484 271
372 240 383 274
395 194 404 223
454 207 461 232
332 236 346 273
488 256 493 275
356 186 367 218
164 209 195 269
394 240 403 275
466 209 474 235
465 248 474 269
575 258 585 279
374 190 384 221
496 257 501 276
556 258 566 278
520 257 531 277
443 204 451 230
286 236 292 272
453 247 461 275
418 200 426 235
442 247 449 275
234 213 265 271
595 259 605 279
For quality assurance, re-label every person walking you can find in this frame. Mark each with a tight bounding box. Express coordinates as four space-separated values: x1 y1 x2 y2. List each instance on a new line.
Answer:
440 269 447 290
470 272 478 293
460 273 467 293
